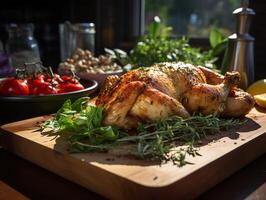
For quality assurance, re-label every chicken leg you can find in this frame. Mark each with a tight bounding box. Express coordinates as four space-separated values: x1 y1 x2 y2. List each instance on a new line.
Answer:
198 66 255 116
182 71 240 115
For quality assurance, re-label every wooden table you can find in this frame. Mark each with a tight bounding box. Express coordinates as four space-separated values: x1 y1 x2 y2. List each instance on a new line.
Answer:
0 180 28 200
1 147 266 199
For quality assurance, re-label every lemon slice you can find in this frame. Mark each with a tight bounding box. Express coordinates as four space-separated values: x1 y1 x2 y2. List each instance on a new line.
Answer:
247 79 266 96
254 93 266 108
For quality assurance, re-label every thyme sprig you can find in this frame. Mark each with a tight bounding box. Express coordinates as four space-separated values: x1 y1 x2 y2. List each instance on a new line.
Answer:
116 115 246 166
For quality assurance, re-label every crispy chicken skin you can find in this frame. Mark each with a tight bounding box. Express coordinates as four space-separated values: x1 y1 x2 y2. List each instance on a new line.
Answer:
96 62 255 129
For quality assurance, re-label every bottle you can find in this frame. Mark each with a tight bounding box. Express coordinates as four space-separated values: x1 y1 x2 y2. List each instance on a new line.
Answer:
0 39 13 77
221 0 255 90
6 23 41 69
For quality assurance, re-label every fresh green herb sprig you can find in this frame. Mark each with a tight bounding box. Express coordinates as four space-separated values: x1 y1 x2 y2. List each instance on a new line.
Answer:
128 16 216 69
129 36 215 69
42 97 119 152
104 16 217 70
118 115 246 166
41 98 246 166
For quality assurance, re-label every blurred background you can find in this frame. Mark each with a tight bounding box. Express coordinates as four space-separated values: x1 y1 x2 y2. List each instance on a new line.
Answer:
0 0 265 79
145 0 240 37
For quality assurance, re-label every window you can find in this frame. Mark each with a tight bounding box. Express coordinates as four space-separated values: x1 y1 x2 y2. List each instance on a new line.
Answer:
145 0 241 38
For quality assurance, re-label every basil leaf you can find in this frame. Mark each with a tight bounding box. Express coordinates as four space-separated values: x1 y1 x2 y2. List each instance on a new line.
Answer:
71 97 90 112
55 99 72 120
88 126 118 145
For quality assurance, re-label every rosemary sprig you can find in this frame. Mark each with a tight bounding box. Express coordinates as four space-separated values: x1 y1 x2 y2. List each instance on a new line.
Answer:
116 115 246 166
41 98 247 167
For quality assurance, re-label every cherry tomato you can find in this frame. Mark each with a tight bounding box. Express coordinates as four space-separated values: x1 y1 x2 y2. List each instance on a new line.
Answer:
36 74 46 81
0 77 29 96
57 82 84 93
54 73 64 83
46 73 63 84
28 75 46 94
58 74 80 84
60 75 72 82
32 82 58 95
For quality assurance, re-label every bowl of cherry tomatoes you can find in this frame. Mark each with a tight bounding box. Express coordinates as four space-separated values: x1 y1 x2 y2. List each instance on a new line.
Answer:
0 68 98 122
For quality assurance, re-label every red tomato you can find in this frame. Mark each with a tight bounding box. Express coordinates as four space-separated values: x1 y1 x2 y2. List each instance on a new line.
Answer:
32 82 58 95
57 82 84 93
46 73 63 84
36 74 46 81
54 73 64 83
58 74 80 84
28 75 46 94
60 75 72 82
0 77 29 96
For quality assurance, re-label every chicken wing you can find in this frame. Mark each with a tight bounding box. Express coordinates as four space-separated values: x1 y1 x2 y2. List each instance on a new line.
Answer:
130 86 190 121
101 81 146 129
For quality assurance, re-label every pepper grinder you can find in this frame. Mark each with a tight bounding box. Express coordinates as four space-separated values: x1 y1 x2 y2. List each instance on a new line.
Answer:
221 0 255 90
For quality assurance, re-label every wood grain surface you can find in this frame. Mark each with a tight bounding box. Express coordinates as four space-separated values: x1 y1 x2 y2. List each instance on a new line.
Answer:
0 108 266 199
0 181 29 200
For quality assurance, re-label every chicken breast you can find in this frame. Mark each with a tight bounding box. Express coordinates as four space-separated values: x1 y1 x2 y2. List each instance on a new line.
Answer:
96 62 255 129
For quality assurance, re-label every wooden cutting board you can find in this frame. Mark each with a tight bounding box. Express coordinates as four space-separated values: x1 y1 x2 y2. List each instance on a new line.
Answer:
1 108 266 199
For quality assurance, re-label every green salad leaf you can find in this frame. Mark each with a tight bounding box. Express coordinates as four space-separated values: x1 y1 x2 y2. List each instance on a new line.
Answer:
42 97 119 150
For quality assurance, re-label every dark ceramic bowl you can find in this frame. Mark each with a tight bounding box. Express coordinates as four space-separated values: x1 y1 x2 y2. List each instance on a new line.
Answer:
0 79 98 123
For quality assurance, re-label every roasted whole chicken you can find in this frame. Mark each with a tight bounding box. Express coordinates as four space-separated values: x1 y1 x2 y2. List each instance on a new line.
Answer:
95 62 255 129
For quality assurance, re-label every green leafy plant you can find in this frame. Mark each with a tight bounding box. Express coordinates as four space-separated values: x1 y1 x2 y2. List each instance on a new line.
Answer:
209 28 228 67
148 16 172 39
128 16 216 69
210 28 224 48
42 97 119 151
105 17 229 71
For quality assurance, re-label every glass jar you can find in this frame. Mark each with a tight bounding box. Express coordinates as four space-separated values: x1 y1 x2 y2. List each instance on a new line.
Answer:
72 23 95 54
6 23 40 69
59 22 95 61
